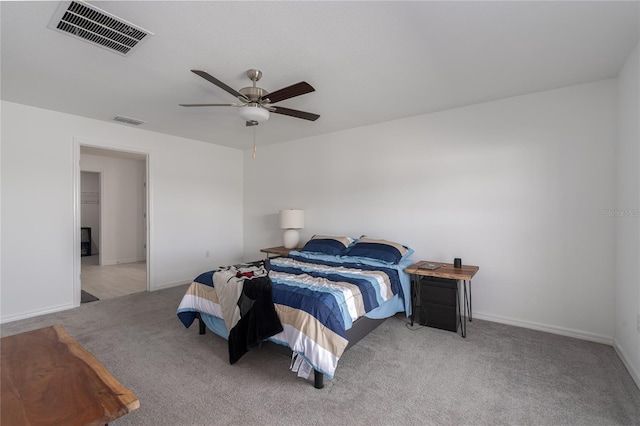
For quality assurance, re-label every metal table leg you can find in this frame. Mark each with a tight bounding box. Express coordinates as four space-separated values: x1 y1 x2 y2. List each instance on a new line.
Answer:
410 275 416 326
457 280 466 338
469 280 472 321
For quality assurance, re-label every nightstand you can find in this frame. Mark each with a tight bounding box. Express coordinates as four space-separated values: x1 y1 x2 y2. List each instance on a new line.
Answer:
419 277 459 332
260 246 301 258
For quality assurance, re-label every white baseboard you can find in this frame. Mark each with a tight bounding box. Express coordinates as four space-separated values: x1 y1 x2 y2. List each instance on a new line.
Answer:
102 257 145 266
0 303 75 324
613 338 640 390
473 311 613 345
152 279 191 291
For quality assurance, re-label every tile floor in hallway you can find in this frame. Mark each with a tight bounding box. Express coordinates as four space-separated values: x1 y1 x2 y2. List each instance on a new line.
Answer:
81 255 146 300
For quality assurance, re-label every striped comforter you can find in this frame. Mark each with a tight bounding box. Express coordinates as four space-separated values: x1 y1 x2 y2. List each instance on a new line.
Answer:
177 252 409 379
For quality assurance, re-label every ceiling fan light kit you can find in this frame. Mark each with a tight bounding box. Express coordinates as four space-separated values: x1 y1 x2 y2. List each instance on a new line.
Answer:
239 104 270 123
180 69 319 126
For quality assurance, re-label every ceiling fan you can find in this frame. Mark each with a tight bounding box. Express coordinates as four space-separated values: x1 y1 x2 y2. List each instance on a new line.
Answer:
180 69 320 126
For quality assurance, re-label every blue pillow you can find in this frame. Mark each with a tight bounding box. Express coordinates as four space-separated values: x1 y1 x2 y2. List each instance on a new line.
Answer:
300 235 354 256
345 237 413 264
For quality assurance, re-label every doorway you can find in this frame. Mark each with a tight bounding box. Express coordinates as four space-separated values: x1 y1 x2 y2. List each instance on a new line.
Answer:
78 145 149 303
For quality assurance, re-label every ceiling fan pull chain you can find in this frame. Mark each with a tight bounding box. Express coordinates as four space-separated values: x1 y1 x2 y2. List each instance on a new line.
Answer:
252 126 257 159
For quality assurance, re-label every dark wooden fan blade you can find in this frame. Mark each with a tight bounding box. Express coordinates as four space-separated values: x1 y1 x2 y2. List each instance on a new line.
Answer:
272 106 320 121
191 70 248 101
263 82 315 104
179 103 236 107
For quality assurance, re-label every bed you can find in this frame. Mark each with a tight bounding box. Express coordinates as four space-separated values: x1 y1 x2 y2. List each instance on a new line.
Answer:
176 236 413 388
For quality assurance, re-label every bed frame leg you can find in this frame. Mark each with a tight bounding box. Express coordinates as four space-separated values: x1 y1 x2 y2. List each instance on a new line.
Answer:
313 370 324 389
195 313 206 335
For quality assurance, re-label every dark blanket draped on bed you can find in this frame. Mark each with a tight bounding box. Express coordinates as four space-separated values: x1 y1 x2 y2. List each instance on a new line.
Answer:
228 275 283 364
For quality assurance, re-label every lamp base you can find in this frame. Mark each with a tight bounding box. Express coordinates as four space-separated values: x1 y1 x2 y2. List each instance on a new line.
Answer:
283 229 300 249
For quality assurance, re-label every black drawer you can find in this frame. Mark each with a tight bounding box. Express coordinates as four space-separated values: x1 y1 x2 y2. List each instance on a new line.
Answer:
419 302 459 332
420 277 457 306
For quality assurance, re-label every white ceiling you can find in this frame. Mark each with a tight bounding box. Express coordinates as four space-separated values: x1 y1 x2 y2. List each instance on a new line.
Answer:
2 1 638 150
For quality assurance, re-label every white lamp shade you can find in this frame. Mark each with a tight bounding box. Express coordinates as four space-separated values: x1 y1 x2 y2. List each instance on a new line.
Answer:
279 209 304 229
239 105 270 123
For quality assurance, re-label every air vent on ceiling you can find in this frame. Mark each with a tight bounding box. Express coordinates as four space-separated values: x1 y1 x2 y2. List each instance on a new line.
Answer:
113 115 145 126
48 1 153 56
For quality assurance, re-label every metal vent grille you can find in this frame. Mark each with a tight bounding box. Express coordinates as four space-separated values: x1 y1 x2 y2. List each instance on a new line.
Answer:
49 1 152 56
113 115 145 126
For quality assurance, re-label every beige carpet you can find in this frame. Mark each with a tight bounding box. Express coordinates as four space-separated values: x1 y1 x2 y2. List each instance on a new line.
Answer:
2 284 639 425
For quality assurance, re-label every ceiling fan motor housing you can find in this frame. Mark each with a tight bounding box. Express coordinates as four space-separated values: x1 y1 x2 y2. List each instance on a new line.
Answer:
239 86 268 102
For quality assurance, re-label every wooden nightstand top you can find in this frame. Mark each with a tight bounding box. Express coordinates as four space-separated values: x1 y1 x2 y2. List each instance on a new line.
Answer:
260 246 302 257
405 261 479 281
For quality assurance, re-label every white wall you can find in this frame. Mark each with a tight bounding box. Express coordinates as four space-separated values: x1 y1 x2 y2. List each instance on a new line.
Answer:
243 80 617 343
81 154 146 264
1 101 244 323
81 171 100 255
614 41 640 387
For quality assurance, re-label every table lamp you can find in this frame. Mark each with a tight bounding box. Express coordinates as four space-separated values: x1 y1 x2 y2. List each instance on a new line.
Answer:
279 209 304 249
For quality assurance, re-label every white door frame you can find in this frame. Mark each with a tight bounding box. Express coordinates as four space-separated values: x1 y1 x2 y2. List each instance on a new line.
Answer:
73 139 151 307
